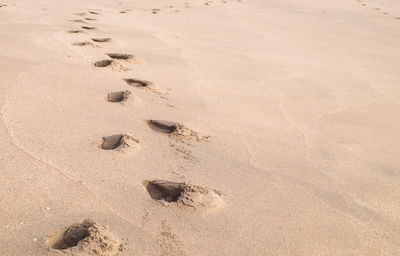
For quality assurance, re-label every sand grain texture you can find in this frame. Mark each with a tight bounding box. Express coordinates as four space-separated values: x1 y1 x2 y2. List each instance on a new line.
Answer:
1 0 400 255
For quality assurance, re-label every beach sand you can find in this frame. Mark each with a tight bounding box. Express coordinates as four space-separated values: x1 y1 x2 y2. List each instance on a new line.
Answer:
1 0 400 255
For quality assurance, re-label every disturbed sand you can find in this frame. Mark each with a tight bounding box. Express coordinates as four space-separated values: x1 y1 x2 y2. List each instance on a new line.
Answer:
1 0 400 255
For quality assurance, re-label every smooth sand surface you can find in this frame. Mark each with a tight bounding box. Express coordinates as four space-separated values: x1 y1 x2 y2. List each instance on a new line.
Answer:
1 0 400 255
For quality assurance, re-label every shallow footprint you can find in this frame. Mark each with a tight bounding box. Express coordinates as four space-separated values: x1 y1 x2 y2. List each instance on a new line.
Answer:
69 19 86 23
143 180 224 209
92 37 111 42
85 17 96 21
72 41 100 48
46 218 125 255
67 29 84 33
99 134 139 152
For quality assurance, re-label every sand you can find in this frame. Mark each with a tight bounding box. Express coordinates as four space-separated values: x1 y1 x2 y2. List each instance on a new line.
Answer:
1 0 400 255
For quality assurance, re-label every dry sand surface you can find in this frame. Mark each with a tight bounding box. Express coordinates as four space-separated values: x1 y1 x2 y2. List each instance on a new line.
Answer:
1 0 400 255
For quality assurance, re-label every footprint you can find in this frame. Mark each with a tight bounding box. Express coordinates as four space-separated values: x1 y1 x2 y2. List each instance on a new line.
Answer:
124 78 152 88
46 219 125 255
74 12 86 16
92 37 111 42
85 17 96 21
94 59 113 67
152 8 161 14
99 134 139 151
146 120 208 141
89 11 99 15
147 120 181 134
107 90 131 102
120 9 131 13
72 41 100 48
0 4 7 8
106 53 134 60
143 180 224 209
67 29 84 33
81 26 96 30
69 19 86 23
94 59 130 72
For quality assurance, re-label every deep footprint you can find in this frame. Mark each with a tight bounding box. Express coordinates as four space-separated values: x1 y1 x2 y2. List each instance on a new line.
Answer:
147 120 181 134
124 78 151 88
46 219 125 255
147 120 208 141
99 134 139 151
85 17 96 20
92 37 111 42
94 59 113 67
107 90 131 102
106 53 134 60
46 219 94 249
143 180 224 208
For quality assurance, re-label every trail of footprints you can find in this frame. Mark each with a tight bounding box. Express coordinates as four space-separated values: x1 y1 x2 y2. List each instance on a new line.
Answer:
356 0 400 20
48 8 222 255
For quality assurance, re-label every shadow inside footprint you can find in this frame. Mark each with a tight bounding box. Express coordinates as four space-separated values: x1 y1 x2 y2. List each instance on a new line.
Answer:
67 30 84 33
100 134 139 150
81 26 95 30
106 53 133 60
92 37 111 42
124 78 150 88
46 219 94 250
143 180 185 202
94 59 113 67
85 17 96 20
107 91 131 102
69 19 86 23
147 120 180 134
89 11 99 14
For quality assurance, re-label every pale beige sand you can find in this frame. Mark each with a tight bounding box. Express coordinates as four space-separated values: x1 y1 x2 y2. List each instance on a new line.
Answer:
1 0 400 255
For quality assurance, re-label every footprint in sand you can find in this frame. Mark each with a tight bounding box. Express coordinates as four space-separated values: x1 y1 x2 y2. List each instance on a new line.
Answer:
146 120 208 141
99 134 140 152
94 59 130 72
120 9 131 13
69 19 86 23
67 29 84 33
143 180 224 209
46 219 125 255
107 53 133 60
106 53 141 63
81 26 96 30
92 37 111 42
107 90 131 103
152 8 161 14
123 78 163 93
89 11 100 15
0 4 7 8
72 41 100 48
85 17 96 21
